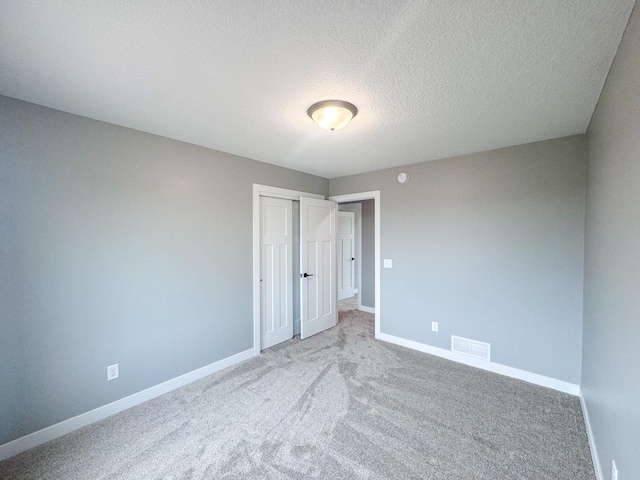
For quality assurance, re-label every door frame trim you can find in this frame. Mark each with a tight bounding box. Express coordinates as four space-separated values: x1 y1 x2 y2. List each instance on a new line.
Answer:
329 191 381 339
253 184 324 356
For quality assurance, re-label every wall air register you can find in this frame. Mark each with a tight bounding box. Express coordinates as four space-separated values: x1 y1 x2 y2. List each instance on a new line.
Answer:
451 335 491 361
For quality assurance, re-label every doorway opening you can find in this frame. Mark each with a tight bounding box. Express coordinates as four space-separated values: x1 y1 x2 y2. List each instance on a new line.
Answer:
336 200 376 316
330 191 380 338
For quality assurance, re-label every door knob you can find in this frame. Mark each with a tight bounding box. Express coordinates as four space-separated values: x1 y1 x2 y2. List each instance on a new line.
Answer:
351 257 355 261
302 273 314 278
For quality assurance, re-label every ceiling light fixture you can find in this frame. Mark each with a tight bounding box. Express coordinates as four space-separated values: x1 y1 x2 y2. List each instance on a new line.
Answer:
307 100 358 131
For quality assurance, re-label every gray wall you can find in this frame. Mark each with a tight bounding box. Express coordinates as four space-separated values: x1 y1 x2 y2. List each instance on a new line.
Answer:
0 96 328 445
330 136 586 384
360 200 375 308
582 3 640 478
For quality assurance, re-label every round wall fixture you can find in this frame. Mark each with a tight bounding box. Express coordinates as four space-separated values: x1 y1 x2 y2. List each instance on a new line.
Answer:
397 172 409 184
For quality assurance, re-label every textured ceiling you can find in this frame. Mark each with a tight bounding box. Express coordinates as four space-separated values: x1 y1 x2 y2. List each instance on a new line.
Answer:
0 0 635 178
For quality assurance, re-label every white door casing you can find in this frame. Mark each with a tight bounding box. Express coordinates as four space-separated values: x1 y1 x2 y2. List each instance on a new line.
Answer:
300 197 337 339
337 211 356 300
260 197 293 349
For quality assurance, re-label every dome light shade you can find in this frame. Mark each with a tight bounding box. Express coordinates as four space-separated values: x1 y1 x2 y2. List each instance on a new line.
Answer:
307 100 358 131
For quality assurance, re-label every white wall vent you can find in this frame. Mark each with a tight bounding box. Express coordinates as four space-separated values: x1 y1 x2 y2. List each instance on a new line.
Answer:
451 335 491 361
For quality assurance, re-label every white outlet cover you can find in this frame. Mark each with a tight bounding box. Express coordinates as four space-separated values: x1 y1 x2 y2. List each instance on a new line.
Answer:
107 364 119 381
383 259 392 268
432 321 439 332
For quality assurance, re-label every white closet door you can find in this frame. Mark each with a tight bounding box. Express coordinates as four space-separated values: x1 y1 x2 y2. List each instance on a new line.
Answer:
300 197 337 339
260 196 293 349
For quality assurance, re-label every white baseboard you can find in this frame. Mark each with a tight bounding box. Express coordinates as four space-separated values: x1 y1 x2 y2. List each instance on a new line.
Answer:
376 332 580 396
580 388 603 480
358 305 375 314
0 348 255 462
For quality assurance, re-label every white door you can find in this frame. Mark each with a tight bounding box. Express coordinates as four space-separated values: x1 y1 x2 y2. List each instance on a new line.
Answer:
337 211 356 300
260 196 293 349
300 197 337 339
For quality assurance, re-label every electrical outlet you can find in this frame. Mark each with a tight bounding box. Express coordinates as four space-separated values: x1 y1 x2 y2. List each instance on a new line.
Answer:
611 460 618 480
107 363 119 381
432 321 439 332
383 259 392 268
